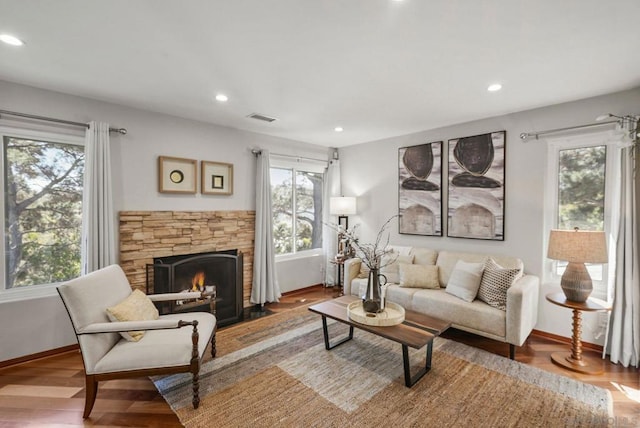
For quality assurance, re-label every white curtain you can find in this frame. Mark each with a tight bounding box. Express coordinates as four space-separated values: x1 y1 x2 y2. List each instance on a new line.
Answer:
605 117 640 367
322 159 341 285
81 122 116 274
251 150 281 305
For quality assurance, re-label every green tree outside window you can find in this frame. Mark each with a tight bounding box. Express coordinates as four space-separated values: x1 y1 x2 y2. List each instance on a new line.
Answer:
3 137 84 288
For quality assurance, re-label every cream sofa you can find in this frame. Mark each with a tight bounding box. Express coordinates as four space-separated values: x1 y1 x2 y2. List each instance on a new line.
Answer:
343 247 539 359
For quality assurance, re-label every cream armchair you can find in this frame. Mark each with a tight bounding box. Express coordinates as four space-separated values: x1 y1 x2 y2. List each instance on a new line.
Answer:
57 264 217 419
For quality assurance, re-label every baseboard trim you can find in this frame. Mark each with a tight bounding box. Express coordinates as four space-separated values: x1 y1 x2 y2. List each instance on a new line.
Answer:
0 344 79 369
531 329 604 352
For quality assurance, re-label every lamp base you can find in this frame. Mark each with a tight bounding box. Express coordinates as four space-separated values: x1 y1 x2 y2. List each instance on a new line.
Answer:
560 262 593 303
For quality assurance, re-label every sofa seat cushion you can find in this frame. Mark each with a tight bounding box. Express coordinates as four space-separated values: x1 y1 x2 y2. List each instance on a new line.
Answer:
92 312 216 374
408 289 506 338
384 284 421 309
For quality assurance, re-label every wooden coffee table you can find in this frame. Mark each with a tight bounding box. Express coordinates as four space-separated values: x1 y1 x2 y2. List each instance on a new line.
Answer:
309 295 451 387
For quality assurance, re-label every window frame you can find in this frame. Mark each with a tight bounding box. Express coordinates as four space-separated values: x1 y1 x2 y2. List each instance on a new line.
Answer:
544 129 619 301
0 126 85 302
270 156 325 260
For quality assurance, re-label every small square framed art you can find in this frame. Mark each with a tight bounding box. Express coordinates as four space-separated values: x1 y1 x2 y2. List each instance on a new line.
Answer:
201 161 233 195
158 156 197 194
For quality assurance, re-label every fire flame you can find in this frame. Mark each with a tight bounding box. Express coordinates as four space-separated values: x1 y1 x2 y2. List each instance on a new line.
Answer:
192 271 205 292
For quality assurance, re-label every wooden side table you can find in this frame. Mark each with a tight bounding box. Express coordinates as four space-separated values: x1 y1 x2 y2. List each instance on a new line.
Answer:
545 292 612 375
330 258 346 295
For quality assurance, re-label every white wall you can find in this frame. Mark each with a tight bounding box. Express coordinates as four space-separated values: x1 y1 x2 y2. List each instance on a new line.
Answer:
0 80 325 362
340 87 640 346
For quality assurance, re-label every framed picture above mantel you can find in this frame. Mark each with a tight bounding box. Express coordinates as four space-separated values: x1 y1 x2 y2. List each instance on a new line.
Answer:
158 156 197 194
201 160 233 195
447 130 506 241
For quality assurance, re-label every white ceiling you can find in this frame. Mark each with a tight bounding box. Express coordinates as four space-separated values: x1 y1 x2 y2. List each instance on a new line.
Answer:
1 1 639 147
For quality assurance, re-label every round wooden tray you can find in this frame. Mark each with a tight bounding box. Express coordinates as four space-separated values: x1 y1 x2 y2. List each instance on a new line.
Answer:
347 301 405 326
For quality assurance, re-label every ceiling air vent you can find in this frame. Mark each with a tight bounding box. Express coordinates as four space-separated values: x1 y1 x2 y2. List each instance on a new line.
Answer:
247 113 278 123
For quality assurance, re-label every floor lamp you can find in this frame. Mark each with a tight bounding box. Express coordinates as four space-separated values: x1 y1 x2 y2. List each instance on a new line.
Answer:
330 196 357 256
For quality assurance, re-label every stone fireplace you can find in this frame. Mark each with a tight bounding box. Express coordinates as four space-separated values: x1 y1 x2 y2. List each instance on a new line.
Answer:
119 211 255 308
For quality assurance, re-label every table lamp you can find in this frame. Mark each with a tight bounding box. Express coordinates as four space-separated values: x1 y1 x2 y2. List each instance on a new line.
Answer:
330 196 356 230
547 228 608 302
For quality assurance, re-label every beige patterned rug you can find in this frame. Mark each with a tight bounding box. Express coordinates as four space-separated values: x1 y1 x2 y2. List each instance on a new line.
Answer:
153 306 613 427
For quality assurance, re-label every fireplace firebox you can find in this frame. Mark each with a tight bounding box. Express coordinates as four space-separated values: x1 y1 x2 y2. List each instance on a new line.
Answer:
146 250 243 327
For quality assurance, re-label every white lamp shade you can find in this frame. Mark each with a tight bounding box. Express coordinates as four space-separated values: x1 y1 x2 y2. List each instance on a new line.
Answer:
330 197 356 215
547 229 608 263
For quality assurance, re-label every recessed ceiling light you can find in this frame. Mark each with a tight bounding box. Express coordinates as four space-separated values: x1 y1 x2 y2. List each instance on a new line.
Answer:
215 93 228 102
334 126 344 132
487 83 502 92
0 34 24 46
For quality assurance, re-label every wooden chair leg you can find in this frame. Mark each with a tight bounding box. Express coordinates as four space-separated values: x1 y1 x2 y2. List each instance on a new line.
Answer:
211 330 217 358
83 375 98 419
192 371 200 409
189 321 201 409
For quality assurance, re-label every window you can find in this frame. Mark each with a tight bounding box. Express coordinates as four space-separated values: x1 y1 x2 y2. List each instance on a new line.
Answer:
270 160 324 257
0 128 84 293
545 130 618 300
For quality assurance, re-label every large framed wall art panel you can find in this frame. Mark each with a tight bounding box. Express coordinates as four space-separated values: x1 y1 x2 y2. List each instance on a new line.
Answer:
447 131 505 240
398 141 443 236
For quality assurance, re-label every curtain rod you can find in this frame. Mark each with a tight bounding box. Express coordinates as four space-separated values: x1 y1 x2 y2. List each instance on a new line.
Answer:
251 148 327 163
0 109 127 134
519 120 617 141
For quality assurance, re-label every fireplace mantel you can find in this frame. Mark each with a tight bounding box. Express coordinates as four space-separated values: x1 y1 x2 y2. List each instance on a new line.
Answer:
119 210 255 308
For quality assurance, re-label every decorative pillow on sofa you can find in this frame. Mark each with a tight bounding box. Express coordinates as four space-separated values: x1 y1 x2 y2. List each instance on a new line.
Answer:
477 258 521 311
399 264 439 289
445 260 485 302
106 289 159 342
380 253 414 284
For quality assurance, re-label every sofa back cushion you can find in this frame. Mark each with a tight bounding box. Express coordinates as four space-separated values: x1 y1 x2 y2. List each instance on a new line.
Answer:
436 251 523 287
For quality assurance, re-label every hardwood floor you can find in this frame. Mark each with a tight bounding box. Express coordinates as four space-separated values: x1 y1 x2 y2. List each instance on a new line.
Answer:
0 286 638 427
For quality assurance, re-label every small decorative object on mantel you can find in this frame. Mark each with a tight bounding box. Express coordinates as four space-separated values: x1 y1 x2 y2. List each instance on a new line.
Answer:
158 156 197 194
328 216 398 313
547 227 608 302
201 160 233 195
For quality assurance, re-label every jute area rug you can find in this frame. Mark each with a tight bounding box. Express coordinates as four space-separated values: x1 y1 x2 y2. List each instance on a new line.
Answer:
153 304 613 427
